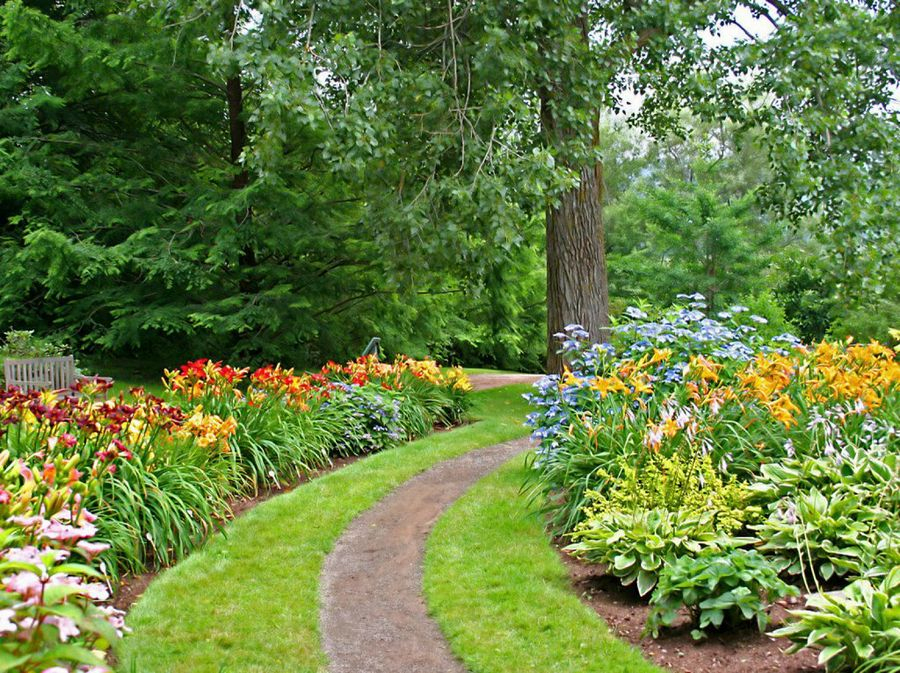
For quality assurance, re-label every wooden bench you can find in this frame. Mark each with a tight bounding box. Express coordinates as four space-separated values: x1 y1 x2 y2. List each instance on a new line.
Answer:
3 355 111 397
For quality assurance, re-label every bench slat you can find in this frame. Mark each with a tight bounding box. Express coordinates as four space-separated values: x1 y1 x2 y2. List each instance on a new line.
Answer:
3 355 77 393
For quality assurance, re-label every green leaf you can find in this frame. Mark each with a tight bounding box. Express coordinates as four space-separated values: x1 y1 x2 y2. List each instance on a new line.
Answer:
818 645 846 667
637 569 657 597
0 652 31 672
613 554 636 571
38 644 108 667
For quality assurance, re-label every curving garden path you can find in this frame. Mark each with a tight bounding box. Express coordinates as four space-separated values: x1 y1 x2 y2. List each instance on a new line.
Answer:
320 373 539 673
468 372 543 391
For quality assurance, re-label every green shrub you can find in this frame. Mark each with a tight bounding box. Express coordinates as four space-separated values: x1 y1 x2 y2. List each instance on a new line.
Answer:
566 509 741 596
647 548 798 639
772 253 840 342
828 293 900 345
772 566 900 672
0 329 69 359
583 451 757 533
734 289 799 339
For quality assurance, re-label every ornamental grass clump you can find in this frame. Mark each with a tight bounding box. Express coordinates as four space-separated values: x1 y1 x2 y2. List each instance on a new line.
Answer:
524 294 899 667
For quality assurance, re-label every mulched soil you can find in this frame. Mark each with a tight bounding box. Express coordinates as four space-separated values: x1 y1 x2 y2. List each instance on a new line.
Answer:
111 455 362 612
559 547 821 673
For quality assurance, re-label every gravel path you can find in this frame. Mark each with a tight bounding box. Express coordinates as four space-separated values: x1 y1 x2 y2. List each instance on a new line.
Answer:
468 372 542 390
321 374 535 673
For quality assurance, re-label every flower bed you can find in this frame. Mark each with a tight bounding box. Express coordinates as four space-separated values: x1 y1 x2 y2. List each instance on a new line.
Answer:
526 297 898 672
1 355 470 671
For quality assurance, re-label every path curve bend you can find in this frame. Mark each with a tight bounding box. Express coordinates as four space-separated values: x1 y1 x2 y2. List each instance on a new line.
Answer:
321 435 533 673
469 372 542 390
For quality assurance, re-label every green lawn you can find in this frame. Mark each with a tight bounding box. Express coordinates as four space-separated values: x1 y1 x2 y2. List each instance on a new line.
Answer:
424 455 662 673
107 377 167 398
119 384 533 673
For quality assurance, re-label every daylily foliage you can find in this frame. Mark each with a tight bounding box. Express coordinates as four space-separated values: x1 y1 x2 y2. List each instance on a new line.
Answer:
1 355 470 671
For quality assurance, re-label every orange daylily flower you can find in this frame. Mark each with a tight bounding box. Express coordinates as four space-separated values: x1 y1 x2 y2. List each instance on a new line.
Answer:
591 376 627 398
661 418 680 438
689 355 724 383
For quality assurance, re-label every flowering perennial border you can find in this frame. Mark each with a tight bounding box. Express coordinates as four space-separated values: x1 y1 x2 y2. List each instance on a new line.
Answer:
525 297 898 668
1 355 470 672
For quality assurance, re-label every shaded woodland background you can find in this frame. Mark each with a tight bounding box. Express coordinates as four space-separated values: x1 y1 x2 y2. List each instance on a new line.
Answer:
0 1 896 375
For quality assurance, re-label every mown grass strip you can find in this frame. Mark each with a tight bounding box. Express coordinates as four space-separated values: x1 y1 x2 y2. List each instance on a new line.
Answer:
119 384 532 673
424 454 663 673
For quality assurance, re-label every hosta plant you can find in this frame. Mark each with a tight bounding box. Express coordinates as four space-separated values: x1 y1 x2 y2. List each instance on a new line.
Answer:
566 508 742 596
646 548 799 639
754 488 896 585
771 566 900 672
750 443 899 513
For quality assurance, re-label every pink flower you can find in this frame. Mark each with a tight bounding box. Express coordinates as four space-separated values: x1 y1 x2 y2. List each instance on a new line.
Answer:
8 514 43 529
82 582 110 601
0 608 16 633
45 615 80 642
79 507 97 524
60 432 78 448
76 540 110 561
41 519 97 543
0 488 10 504
3 546 43 564
3 571 44 602
99 605 128 635
5 545 67 565
17 460 34 481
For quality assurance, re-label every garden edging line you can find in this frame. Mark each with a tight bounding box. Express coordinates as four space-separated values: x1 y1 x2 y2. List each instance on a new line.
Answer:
321 436 533 673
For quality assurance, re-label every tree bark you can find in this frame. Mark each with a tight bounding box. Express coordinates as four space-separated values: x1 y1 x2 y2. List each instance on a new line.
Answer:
226 74 249 189
539 12 611 374
544 162 610 374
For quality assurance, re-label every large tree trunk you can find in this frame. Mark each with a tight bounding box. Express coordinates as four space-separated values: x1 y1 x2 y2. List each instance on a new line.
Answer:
540 12 611 374
545 162 610 374
226 74 249 189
